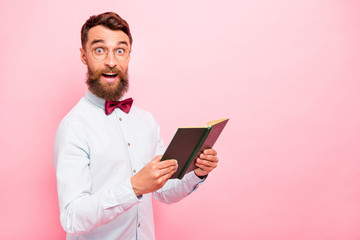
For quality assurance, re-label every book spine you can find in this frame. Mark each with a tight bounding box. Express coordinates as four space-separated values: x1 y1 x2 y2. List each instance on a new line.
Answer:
178 127 212 179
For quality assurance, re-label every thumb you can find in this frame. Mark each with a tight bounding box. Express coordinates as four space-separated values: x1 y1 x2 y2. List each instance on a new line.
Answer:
152 155 163 163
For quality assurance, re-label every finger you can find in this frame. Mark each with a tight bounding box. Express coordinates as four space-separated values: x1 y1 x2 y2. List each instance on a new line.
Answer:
195 163 215 173
195 163 217 171
203 148 217 155
195 168 208 176
160 167 177 182
195 166 209 176
157 164 178 176
158 159 178 169
196 160 216 167
199 154 219 163
197 157 218 167
199 154 217 161
151 155 162 163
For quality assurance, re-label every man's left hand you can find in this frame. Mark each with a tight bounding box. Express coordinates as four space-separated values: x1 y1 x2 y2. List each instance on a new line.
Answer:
194 148 219 178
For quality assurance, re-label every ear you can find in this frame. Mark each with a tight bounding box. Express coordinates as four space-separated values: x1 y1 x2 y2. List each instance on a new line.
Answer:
80 48 87 65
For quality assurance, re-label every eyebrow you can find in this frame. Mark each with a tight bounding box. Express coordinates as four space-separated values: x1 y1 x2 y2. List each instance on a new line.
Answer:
90 39 129 47
90 39 104 46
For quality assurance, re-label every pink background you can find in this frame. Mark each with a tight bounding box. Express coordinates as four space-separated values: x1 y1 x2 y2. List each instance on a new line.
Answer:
1 0 360 239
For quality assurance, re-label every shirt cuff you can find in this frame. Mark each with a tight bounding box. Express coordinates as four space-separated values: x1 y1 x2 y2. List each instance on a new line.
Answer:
184 171 207 193
103 178 141 210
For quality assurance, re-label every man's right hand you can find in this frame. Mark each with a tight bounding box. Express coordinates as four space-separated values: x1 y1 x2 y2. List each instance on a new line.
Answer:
130 155 178 197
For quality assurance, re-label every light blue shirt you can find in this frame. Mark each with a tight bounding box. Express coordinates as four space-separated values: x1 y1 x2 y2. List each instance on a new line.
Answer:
53 91 204 240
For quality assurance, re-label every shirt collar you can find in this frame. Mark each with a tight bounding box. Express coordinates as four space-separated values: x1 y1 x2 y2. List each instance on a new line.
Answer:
85 90 106 109
85 90 127 109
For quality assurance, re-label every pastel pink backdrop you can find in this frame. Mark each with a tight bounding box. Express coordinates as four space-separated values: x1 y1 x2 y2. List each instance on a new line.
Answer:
1 0 359 239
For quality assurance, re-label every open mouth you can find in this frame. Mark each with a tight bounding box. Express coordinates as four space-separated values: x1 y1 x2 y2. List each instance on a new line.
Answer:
101 73 118 83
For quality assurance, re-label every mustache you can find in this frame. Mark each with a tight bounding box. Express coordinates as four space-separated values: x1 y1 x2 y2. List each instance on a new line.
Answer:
89 67 124 80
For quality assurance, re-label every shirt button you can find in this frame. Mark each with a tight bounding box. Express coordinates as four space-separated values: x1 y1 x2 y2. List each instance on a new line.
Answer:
133 169 136 174
138 223 140 228
128 143 130 147
119 117 122 121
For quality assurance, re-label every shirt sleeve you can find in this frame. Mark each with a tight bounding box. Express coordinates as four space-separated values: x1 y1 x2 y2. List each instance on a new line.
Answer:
53 120 140 235
153 171 206 204
152 119 206 204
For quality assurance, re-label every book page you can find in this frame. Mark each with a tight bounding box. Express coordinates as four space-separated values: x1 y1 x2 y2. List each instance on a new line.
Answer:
207 118 228 127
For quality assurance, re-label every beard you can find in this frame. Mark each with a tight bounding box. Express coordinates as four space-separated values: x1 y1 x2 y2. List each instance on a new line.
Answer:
86 66 129 101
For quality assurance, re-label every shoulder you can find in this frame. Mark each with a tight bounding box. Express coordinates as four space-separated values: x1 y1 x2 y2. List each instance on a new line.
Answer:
56 97 92 134
130 105 158 126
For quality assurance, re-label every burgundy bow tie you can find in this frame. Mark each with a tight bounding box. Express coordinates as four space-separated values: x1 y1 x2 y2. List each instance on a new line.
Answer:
105 98 133 115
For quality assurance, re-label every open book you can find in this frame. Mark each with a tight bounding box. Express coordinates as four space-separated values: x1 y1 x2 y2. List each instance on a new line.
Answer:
161 118 229 179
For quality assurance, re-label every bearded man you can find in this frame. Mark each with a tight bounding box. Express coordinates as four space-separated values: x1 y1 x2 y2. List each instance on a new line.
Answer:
53 12 219 240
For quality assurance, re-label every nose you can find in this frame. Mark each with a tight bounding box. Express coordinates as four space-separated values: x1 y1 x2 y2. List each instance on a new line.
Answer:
104 51 117 68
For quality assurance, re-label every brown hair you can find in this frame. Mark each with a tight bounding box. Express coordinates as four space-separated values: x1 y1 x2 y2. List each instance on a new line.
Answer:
81 12 133 49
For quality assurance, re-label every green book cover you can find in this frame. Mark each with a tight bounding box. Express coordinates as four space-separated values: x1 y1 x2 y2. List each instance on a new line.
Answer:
161 118 229 179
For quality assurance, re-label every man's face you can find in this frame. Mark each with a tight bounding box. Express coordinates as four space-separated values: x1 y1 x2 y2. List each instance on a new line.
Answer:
80 25 131 101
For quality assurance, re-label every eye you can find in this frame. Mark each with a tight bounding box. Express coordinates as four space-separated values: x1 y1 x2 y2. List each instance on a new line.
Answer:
95 47 105 54
116 48 125 55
